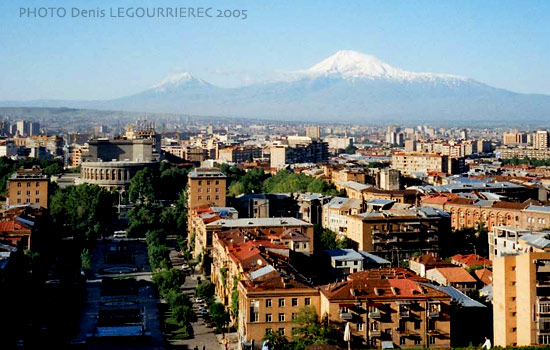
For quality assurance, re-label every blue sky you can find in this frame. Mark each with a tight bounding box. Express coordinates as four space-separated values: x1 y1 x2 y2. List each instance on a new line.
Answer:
1 0 549 100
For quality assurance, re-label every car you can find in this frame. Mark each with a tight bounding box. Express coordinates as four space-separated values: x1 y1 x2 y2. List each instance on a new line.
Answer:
194 297 204 303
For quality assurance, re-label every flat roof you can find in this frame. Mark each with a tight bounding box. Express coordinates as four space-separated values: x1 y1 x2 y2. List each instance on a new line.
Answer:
207 217 311 227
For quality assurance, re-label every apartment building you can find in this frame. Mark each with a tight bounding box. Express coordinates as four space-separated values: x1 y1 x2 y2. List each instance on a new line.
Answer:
489 226 550 260
496 146 550 160
533 130 550 150
320 268 452 348
503 132 528 145
391 152 465 175
7 166 49 208
270 140 328 168
322 197 363 235
187 168 227 209
345 207 450 263
218 146 262 163
237 272 320 346
431 198 550 231
493 252 550 346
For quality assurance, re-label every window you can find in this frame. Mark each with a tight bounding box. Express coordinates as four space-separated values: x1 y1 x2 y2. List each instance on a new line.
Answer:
429 336 436 345
198 188 202 193
215 180 219 185
198 180 202 185
266 299 272 308
266 314 272 323
414 320 421 330
292 298 298 307
198 196 202 200
279 298 285 307
207 180 211 185
265 328 272 335
17 182 21 187
295 243 300 249
278 313 285 322
17 191 21 195
357 323 364 331
400 338 406 345
207 188 211 193
305 298 311 306
414 339 421 345
207 196 211 201
35 190 39 195
292 313 296 320
26 182 31 187
26 191 30 195
35 198 40 203
17 199 21 204
26 198 30 203
216 188 220 193
278 328 285 335
36 182 39 187
215 195 219 201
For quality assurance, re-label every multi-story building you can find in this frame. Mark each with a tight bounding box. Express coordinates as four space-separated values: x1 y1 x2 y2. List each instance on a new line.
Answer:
391 152 465 175
495 146 550 160
533 130 550 150
489 226 550 260
503 132 528 146
493 251 550 346
320 268 452 348
0 140 17 158
322 197 363 234
378 168 401 190
305 125 321 139
218 146 262 163
345 207 450 263
425 267 477 293
7 166 49 208
428 198 550 231
237 273 320 346
270 140 328 168
187 168 227 209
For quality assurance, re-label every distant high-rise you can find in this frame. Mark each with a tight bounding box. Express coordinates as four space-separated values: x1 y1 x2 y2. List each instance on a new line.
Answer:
533 130 550 150
305 125 321 139
503 131 527 145
29 122 40 136
16 120 30 136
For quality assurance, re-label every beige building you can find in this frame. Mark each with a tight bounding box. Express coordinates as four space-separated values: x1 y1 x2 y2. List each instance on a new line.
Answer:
503 132 528 145
533 130 550 150
7 166 49 208
218 146 262 163
320 268 452 348
187 168 227 209
493 252 550 346
237 275 320 345
391 152 465 175
305 125 321 139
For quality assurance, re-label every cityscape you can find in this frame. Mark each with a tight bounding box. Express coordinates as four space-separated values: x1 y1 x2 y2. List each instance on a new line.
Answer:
2 1 550 350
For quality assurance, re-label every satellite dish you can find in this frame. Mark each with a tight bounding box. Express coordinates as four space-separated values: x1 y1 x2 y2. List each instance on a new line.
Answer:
257 259 263 266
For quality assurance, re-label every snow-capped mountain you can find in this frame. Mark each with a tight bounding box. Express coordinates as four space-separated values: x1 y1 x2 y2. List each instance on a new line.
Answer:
151 72 210 92
295 50 467 83
2 50 550 123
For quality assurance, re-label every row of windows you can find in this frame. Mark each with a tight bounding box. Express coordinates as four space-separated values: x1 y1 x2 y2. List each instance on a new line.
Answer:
197 195 220 201
265 297 311 308
16 198 40 204
198 187 221 193
197 180 220 185
17 190 40 195
16 182 41 188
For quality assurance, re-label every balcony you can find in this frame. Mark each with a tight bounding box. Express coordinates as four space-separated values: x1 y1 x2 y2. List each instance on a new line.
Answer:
369 311 382 319
399 310 410 318
370 330 382 337
428 311 440 318
340 312 353 320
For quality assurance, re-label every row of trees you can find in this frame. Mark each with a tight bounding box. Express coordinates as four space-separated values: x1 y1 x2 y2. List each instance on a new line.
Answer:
194 281 231 333
501 156 550 167
219 165 342 197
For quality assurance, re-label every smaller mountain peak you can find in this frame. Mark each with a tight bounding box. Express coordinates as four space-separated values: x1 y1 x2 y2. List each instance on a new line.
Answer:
152 71 208 90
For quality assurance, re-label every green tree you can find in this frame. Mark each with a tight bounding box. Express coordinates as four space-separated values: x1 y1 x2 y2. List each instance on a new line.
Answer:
152 268 185 297
344 144 358 154
195 281 215 303
209 302 230 332
128 167 157 202
292 307 339 349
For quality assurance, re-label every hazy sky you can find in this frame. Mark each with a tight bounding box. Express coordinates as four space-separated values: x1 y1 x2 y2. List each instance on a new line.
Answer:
1 0 549 100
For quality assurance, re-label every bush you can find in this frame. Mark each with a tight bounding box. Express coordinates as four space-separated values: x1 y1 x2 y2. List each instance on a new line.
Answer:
152 268 185 297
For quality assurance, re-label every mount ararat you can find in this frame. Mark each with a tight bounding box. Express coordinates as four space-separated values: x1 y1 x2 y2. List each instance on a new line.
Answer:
3 50 550 123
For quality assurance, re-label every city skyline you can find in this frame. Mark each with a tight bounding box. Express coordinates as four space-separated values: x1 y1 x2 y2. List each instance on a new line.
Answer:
1 0 550 100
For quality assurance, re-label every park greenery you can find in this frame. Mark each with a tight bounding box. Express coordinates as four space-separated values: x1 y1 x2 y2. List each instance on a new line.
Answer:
501 156 550 167
219 165 341 197
314 225 349 250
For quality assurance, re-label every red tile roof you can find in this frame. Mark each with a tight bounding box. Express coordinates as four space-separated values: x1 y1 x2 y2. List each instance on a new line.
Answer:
451 254 492 268
432 267 477 283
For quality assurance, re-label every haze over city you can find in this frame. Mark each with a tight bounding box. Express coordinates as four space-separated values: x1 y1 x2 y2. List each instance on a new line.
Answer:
2 1 550 350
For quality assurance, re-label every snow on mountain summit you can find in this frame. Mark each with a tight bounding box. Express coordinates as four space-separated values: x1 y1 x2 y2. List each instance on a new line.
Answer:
302 50 467 82
152 71 209 91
